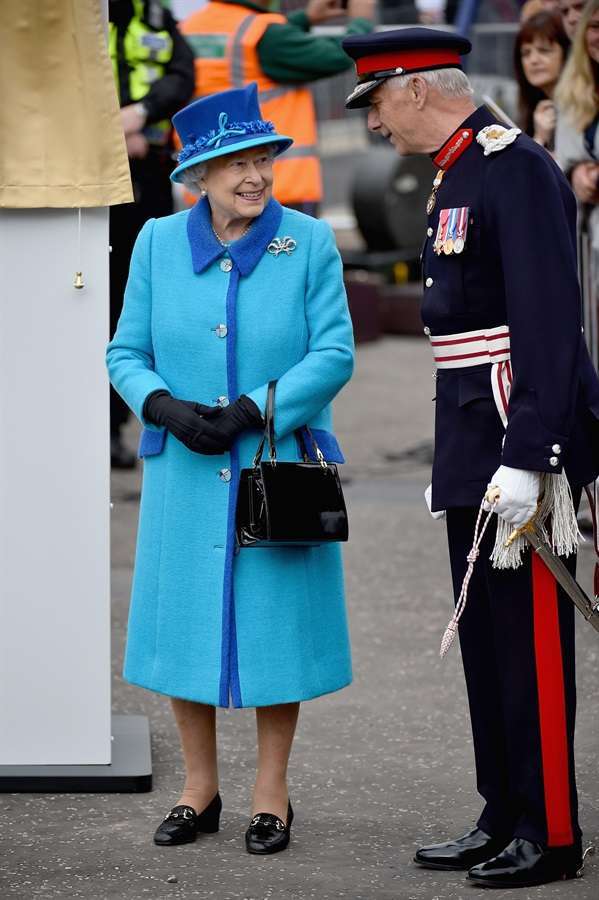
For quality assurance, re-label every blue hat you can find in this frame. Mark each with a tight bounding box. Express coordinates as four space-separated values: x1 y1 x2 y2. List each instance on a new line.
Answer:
170 83 293 183
343 27 472 109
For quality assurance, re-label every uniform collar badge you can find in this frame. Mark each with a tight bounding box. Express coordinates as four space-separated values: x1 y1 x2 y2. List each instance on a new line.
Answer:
427 128 473 214
432 128 474 171
476 124 521 156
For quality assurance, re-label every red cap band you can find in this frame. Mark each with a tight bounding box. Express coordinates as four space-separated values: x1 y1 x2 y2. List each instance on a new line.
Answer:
356 49 462 77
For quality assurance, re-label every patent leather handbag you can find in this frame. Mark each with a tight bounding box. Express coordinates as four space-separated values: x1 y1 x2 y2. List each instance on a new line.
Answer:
236 381 349 548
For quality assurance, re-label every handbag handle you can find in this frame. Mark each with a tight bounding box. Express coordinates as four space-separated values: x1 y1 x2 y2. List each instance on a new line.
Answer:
251 380 328 468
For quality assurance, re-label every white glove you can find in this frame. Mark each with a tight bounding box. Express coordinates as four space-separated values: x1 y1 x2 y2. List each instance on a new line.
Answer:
425 483 446 520
483 465 540 528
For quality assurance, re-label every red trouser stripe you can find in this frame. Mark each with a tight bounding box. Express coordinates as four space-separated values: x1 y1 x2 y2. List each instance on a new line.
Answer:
532 553 574 846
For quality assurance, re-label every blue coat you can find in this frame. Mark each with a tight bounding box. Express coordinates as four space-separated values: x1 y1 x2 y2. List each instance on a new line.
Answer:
106 198 355 707
422 106 599 511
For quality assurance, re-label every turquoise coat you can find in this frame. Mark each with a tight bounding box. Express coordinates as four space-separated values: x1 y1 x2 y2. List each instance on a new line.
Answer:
106 198 355 708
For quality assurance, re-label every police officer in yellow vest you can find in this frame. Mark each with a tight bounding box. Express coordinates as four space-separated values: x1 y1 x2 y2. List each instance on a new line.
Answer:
180 0 375 216
108 0 194 467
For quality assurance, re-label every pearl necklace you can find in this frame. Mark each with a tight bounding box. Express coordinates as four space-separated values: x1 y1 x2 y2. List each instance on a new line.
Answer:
212 220 252 247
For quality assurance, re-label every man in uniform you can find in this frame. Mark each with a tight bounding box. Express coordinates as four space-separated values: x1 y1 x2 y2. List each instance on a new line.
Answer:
109 0 194 466
179 0 375 216
343 27 599 888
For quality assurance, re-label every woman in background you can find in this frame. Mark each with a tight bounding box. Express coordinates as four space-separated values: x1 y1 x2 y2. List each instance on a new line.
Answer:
515 10 569 151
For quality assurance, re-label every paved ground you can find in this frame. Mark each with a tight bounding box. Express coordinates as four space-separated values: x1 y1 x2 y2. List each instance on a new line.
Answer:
2 336 598 900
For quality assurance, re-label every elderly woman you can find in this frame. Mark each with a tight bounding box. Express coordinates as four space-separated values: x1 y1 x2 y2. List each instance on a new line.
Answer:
106 83 354 855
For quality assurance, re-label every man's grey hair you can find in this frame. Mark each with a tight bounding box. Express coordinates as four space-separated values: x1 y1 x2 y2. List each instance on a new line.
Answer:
388 68 473 98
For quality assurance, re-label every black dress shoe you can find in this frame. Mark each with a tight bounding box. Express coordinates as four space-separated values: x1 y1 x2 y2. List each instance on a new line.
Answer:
468 837 583 888
245 802 294 855
153 793 222 846
414 827 510 871
110 435 137 470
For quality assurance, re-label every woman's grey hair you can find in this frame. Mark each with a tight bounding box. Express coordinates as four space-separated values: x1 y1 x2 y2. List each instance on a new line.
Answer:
179 144 278 194
388 68 473 98
179 162 208 194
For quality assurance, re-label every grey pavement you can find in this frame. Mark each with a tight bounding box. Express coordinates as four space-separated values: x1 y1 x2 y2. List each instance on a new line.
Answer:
2 336 598 900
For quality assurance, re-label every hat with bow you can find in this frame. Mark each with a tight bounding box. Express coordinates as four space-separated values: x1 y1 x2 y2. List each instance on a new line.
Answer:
170 83 293 183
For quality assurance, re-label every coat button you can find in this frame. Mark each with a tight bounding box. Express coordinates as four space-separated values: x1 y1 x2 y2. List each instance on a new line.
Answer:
427 227 433 237
220 258 233 273
549 456 559 467
423 326 431 335
425 277 433 287
216 395 229 408
219 468 232 482
214 324 228 338
552 443 562 454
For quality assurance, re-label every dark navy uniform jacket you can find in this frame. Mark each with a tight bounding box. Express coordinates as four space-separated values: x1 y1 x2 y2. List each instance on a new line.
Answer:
423 106 599 511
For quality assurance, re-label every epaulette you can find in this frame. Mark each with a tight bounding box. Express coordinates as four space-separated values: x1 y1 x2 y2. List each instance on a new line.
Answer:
476 125 521 157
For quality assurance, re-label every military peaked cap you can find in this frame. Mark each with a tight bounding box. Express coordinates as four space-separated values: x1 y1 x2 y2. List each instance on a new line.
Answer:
343 27 472 109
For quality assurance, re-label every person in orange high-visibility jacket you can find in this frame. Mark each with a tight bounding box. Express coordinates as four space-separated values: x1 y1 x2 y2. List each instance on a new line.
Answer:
179 0 375 214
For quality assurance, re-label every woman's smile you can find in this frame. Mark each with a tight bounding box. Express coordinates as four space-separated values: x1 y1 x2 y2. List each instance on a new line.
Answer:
237 188 264 202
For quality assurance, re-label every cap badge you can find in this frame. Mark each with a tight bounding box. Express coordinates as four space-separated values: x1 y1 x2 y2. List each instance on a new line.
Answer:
476 125 521 156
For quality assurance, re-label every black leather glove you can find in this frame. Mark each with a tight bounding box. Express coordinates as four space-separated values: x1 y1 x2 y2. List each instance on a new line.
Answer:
143 390 226 455
204 395 264 450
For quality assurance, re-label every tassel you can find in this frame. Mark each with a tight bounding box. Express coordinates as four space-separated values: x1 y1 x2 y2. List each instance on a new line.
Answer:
490 516 527 569
440 622 458 657
543 470 579 557
490 471 580 570
440 503 495 658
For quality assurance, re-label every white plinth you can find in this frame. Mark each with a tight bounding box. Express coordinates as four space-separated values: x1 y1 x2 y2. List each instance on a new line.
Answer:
0 208 111 765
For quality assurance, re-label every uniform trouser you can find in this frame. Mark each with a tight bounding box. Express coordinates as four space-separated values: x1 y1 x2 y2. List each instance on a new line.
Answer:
109 151 174 436
446 502 581 848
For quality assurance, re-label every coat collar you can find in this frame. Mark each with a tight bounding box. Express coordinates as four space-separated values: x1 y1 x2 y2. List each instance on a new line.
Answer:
431 106 498 170
187 195 283 277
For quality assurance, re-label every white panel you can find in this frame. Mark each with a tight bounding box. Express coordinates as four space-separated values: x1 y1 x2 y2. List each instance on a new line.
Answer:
0 208 111 764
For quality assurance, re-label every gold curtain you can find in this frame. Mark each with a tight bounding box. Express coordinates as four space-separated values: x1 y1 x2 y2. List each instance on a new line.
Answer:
0 0 133 208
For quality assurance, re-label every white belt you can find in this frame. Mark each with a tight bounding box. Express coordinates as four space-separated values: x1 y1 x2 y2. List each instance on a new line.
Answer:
427 324 512 427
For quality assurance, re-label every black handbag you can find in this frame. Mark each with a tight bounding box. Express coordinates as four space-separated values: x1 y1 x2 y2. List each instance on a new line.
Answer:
236 381 349 547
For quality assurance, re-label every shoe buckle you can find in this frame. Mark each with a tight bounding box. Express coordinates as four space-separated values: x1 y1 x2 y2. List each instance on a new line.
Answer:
182 808 193 820
250 815 261 827
275 819 285 831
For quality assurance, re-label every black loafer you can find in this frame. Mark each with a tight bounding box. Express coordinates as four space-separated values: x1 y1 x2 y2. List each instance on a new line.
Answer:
414 826 509 871
153 793 222 846
468 837 583 888
245 801 294 855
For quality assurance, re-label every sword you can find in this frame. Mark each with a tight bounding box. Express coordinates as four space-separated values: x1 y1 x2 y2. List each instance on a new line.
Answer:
522 525 599 632
486 488 599 633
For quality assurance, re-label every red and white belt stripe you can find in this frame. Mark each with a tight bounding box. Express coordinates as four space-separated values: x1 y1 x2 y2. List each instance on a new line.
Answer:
428 325 512 427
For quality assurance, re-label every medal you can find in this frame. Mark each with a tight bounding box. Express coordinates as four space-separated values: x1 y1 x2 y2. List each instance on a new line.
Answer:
434 208 450 255
453 207 469 254
443 238 454 255
427 170 444 215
